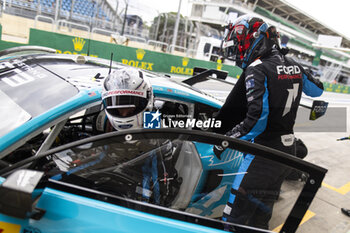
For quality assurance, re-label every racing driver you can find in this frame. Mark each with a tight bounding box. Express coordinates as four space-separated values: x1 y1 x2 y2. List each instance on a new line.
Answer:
100 67 176 205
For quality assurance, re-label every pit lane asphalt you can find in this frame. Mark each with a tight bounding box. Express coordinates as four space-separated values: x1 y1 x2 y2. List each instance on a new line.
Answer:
172 75 350 233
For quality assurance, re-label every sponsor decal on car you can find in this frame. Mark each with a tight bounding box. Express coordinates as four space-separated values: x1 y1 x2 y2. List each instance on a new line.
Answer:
0 221 21 233
0 59 48 87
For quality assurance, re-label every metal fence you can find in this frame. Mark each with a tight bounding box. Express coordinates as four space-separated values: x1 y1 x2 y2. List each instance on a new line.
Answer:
1 0 203 56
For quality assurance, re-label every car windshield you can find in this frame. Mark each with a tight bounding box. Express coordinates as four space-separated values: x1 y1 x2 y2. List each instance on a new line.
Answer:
35 56 113 84
0 58 78 137
3 129 322 232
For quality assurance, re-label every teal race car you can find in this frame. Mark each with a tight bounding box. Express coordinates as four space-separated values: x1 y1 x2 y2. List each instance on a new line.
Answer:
0 46 327 233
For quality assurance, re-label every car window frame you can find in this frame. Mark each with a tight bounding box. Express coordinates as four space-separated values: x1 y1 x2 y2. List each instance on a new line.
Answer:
154 96 195 125
0 128 327 233
0 100 102 160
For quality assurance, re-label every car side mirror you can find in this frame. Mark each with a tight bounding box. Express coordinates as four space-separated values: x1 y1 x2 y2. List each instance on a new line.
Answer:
0 169 44 219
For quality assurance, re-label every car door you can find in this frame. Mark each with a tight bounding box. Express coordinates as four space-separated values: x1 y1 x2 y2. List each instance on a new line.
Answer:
0 129 327 233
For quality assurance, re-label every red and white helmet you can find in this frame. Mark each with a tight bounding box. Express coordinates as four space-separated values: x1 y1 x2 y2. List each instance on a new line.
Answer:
221 14 280 68
102 67 153 130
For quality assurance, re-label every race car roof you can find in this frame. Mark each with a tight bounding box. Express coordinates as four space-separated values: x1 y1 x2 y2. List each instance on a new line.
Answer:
0 53 223 156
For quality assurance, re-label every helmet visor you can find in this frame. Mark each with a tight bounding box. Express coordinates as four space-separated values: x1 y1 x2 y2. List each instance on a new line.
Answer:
103 95 149 118
221 36 239 61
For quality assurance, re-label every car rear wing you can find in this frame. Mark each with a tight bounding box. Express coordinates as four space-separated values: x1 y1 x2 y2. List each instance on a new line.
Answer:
298 96 328 120
182 67 230 86
0 45 56 58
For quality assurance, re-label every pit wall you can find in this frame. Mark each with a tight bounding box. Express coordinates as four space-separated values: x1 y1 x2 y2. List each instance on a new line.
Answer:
0 26 349 94
0 24 26 51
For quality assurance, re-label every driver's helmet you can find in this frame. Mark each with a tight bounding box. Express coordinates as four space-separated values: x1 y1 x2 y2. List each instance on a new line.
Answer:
221 15 279 68
102 67 153 130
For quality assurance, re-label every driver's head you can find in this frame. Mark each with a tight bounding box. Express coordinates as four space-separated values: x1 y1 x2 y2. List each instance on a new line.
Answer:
102 67 153 130
221 15 280 68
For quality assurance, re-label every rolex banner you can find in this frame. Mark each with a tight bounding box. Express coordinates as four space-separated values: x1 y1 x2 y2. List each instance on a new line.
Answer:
28 28 242 78
0 27 346 94
312 49 322 67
